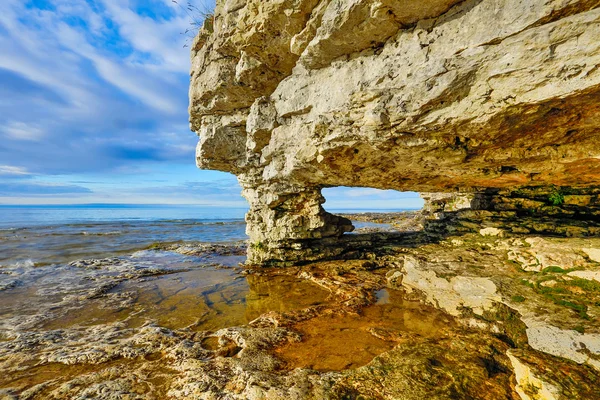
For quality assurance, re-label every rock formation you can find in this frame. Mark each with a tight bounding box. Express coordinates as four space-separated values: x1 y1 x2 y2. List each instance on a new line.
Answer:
190 0 600 264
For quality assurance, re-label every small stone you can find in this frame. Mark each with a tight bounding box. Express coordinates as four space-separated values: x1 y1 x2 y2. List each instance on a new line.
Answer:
582 248 600 263
567 270 600 283
479 227 504 237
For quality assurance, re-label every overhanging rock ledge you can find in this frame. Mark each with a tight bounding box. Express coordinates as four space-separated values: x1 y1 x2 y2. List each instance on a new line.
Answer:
189 0 600 265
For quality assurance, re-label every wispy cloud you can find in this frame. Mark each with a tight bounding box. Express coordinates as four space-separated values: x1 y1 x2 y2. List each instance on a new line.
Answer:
133 180 243 197
0 165 31 177
3 122 45 141
0 0 420 208
0 0 197 177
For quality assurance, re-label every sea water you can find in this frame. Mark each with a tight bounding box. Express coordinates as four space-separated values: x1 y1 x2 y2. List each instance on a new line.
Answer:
0 205 454 397
0 204 398 267
0 205 249 267
0 204 396 332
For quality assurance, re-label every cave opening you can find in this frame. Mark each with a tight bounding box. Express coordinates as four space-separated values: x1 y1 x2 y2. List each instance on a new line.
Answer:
321 187 425 234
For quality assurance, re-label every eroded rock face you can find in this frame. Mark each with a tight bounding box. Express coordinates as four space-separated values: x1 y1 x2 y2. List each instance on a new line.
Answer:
190 0 600 264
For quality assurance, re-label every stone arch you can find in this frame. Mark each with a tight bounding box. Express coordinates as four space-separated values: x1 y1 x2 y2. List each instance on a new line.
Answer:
190 0 600 266
242 185 354 265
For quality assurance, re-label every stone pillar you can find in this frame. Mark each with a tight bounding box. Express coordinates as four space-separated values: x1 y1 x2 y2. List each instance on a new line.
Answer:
241 183 354 265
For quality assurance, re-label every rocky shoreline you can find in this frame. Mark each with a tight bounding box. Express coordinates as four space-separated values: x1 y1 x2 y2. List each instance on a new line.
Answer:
178 0 600 396
2 213 599 399
339 211 425 233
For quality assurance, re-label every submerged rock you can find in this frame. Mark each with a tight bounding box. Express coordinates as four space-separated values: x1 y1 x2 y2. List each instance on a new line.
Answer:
3 231 600 398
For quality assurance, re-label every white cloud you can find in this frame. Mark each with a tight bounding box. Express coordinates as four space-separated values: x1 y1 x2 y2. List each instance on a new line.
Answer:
0 165 31 176
0 0 199 176
3 122 45 141
0 0 191 115
100 1 190 72
0 8 95 112
0 0 236 204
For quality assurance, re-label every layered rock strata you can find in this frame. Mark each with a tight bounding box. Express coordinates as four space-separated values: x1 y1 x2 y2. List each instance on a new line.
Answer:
190 0 600 264
423 187 600 238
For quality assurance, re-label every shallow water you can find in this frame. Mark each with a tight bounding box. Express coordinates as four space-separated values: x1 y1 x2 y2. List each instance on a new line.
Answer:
0 247 333 395
40 268 331 332
0 251 225 333
274 289 455 371
0 220 248 268
0 206 421 397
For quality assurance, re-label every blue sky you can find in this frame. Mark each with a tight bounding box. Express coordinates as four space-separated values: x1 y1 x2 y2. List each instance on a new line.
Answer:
0 0 423 209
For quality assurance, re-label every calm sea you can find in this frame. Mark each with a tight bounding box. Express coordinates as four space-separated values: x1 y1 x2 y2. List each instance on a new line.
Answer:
0 205 249 267
0 204 248 228
0 204 405 267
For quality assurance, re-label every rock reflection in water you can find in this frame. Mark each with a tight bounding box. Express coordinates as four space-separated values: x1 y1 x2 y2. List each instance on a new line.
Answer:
41 268 330 333
243 274 330 322
0 264 332 396
274 289 455 371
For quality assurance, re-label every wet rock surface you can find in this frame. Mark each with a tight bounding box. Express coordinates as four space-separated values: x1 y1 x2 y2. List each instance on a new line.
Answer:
2 215 600 398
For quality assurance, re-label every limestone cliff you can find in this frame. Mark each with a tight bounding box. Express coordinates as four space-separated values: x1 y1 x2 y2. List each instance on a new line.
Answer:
190 0 600 264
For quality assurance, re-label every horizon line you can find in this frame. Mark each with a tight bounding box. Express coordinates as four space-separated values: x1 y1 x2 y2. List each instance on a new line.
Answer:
0 203 422 210
0 203 249 208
